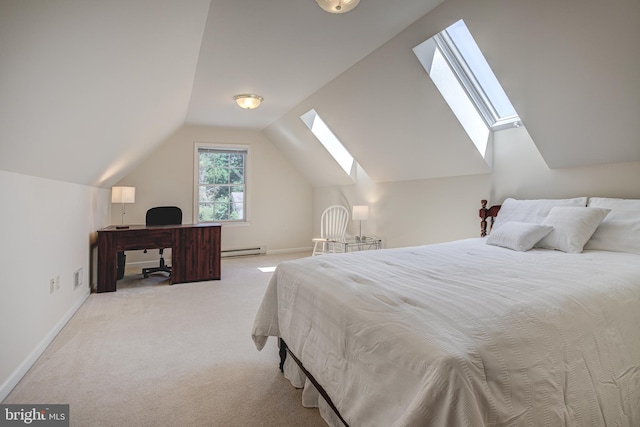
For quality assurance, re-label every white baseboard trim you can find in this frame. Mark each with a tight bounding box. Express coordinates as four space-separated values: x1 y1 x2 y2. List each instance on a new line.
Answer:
221 247 266 258
266 247 313 255
122 248 311 269
0 289 90 401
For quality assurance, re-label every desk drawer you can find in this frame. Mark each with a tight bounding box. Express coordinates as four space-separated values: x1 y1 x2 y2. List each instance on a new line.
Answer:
116 229 173 251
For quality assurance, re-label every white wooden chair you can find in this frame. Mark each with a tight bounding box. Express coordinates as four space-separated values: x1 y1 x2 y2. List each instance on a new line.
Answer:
312 205 350 256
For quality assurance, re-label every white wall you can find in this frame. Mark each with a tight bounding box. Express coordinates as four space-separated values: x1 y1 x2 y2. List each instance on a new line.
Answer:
0 170 110 400
313 174 491 249
313 125 640 249
113 124 313 266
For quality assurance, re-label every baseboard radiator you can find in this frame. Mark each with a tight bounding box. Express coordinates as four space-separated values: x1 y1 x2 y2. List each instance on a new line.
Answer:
220 246 266 258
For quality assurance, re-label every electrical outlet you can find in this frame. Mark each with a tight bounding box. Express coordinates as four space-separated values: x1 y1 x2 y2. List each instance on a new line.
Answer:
74 268 83 290
50 278 55 293
55 275 60 291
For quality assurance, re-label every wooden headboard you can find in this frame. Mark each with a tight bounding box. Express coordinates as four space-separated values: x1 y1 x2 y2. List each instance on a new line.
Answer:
479 200 501 237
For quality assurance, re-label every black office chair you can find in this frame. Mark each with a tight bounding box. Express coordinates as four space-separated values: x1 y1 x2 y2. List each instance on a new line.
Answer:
142 206 182 278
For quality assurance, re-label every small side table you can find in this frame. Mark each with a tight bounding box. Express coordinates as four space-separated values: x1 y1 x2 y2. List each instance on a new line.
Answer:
333 236 382 252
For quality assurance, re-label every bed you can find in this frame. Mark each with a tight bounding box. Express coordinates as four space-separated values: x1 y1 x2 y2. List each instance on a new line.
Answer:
252 197 640 426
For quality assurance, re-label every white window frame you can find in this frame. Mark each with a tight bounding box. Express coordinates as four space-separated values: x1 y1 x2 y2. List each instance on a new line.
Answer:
435 30 518 130
193 142 250 225
414 19 521 145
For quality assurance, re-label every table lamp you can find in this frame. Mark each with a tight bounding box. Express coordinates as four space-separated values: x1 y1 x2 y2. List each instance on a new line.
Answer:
352 205 369 240
111 186 135 227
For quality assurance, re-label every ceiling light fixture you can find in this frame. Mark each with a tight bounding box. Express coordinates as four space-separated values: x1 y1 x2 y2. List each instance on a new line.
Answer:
233 94 263 110
315 0 360 14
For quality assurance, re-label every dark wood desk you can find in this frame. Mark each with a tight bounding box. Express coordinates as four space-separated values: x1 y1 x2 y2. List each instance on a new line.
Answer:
97 223 221 293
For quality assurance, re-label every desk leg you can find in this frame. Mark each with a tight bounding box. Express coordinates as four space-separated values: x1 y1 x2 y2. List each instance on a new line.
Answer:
116 252 126 280
97 232 117 293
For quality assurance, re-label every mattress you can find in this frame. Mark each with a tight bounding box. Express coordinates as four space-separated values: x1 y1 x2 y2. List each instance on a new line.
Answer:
252 238 640 426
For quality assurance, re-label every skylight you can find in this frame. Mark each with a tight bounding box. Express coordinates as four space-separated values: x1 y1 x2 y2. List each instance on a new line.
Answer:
413 20 521 157
443 20 519 127
300 109 354 176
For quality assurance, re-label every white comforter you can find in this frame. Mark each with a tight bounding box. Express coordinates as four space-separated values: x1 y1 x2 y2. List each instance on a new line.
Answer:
252 238 640 426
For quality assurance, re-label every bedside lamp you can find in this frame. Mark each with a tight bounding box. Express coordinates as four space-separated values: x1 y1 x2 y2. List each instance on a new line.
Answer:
111 186 135 227
352 205 369 240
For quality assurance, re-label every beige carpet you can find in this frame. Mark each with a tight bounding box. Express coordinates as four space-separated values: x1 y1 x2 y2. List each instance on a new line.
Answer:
3 252 327 427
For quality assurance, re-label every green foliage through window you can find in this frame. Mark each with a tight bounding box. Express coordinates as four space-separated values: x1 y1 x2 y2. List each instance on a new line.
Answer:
197 147 246 222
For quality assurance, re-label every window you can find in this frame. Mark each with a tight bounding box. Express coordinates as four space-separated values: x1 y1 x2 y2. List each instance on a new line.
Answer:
413 19 521 157
440 20 519 129
300 109 354 176
195 144 248 223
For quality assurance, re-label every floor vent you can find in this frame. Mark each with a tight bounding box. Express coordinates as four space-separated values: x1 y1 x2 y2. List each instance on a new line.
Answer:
220 246 266 258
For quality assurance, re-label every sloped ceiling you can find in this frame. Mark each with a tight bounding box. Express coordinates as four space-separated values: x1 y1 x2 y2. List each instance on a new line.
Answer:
0 0 446 188
0 0 210 187
510 0 640 168
266 0 640 187
186 0 446 130
1 0 639 189
264 9 494 187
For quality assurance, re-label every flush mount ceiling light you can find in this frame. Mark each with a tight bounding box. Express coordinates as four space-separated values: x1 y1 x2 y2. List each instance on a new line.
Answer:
315 0 360 14
233 94 263 110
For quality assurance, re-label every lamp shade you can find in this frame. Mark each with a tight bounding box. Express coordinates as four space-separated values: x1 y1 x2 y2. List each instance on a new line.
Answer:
315 0 360 13
233 94 263 110
111 186 135 204
352 205 369 221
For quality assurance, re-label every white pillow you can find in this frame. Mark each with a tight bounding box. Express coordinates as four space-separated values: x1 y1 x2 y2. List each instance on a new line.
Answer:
486 221 554 251
492 197 588 231
584 197 640 254
536 207 611 253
